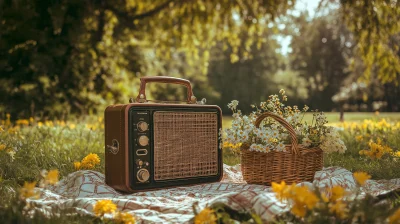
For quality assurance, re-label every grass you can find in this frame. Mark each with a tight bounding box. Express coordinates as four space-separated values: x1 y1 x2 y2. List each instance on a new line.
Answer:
222 112 400 128
1 112 400 222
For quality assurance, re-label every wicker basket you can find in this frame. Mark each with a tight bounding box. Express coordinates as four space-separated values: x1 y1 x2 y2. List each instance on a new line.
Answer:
241 112 323 185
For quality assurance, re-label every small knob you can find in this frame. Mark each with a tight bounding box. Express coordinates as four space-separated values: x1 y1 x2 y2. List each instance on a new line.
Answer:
137 169 150 183
138 135 149 146
137 121 148 132
136 159 143 166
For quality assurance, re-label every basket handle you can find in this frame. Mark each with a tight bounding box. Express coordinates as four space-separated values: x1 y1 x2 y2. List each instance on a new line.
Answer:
255 112 300 155
135 76 197 103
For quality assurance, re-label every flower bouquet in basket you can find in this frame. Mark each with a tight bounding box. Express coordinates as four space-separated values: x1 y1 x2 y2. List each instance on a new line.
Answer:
225 90 347 185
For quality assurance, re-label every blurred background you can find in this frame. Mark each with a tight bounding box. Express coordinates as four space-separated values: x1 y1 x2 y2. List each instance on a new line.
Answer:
0 0 399 118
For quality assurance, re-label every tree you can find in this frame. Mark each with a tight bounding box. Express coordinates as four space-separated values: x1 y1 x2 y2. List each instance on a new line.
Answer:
339 0 400 85
207 29 284 113
289 11 352 110
0 0 294 117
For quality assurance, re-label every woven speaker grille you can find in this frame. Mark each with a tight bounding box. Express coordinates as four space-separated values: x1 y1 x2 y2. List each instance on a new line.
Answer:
153 111 218 181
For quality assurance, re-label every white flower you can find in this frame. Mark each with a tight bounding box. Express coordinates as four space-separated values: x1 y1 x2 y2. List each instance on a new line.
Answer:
249 143 270 153
276 142 286 152
7 150 16 161
271 123 280 130
228 100 239 110
279 133 289 140
271 131 279 138
243 124 254 134
286 113 300 124
249 143 261 152
319 128 347 153
302 135 312 147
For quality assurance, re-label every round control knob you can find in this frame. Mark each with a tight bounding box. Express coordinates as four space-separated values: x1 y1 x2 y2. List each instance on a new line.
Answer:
138 135 149 146
137 169 150 183
137 121 148 132
136 159 143 166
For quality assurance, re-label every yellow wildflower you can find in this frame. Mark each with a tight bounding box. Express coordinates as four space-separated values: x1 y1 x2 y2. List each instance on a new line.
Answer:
45 169 59 185
272 183 319 218
81 153 101 169
45 120 53 127
86 124 98 131
330 186 346 201
271 181 294 201
0 144 6 151
360 139 393 159
321 193 329 203
8 126 19 134
222 142 242 149
29 117 34 123
393 151 400 158
389 208 400 224
19 181 39 199
38 121 43 127
292 186 319 210
74 161 81 170
291 203 307 218
353 172 371 186
194 207 217 224
329 200 348 219
93 200 117 217
69 123 76 129
16 119 29 126
0 126 4 132
115 212 136 224
355 135 363 142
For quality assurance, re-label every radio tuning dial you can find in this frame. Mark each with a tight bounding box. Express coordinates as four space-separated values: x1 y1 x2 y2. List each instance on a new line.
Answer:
138 135 149 146
137 169 150 182
137 121 149 132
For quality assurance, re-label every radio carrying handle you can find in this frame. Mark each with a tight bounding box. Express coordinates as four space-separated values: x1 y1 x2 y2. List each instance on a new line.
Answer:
134 76 197 104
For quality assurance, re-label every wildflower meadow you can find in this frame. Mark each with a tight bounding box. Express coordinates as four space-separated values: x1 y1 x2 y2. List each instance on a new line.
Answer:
1 112 400 223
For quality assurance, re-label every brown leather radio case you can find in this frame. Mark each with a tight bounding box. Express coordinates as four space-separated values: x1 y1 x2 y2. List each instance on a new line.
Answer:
104 76 223 193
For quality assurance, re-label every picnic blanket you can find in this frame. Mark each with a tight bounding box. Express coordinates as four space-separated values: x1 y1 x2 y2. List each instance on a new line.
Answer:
30 165 400 223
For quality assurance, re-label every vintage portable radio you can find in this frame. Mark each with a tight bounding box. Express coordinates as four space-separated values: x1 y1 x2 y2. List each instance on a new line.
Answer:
104 76 223 192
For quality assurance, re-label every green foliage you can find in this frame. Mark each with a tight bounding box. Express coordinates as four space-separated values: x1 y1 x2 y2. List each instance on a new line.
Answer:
325 121 400 180
0 197 95 224
340 0 400 85
0 0 295 117
273 190 399 224
0 126 104 184
193 202 263 224
207 29 285 113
